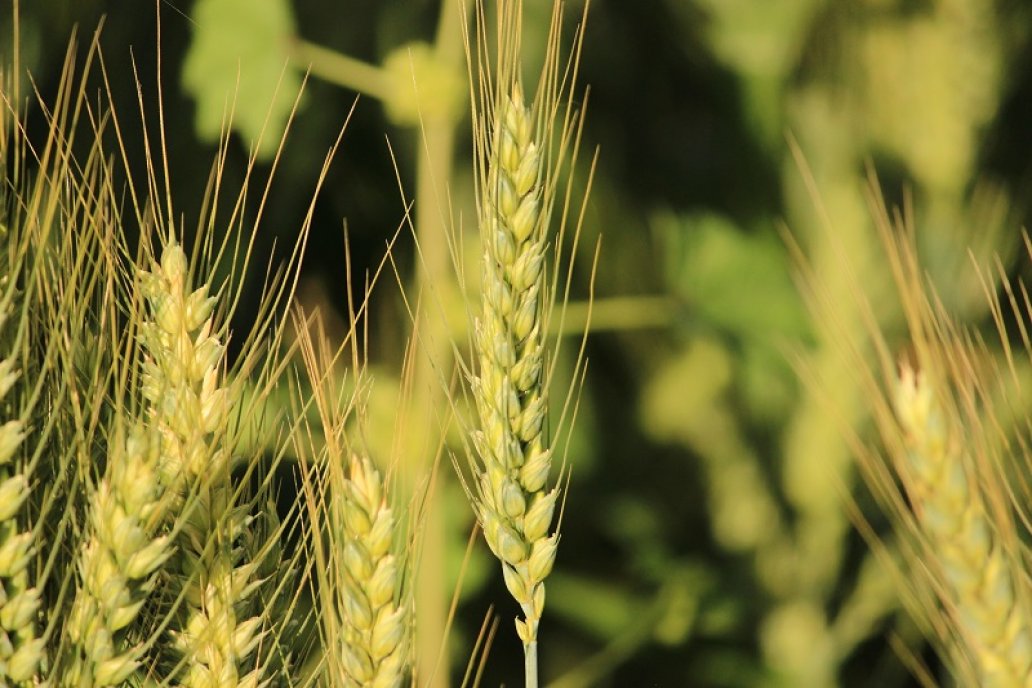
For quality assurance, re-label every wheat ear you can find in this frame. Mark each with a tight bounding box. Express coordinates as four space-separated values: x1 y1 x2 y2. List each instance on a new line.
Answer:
472 84 558 684
64 424 172 686
138 243 227 499
337 455 408 688
138 243 267 686
0 308 44 685
894 363 1032 686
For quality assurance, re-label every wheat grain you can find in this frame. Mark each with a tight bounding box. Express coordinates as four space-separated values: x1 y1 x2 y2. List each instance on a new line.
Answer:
471 83 558 681
894 362 1032 686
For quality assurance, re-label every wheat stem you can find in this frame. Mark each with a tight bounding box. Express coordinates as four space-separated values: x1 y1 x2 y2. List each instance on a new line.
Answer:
524 640 538 688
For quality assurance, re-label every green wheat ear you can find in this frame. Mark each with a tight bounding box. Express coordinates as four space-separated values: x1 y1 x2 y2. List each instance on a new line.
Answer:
64 423 171 686
338 455 408 688
0 306 44 685
290 308 414 687
894 363 1032 686
471 82 558 665
139 242 268 686
460 2 592 684
137 242 228 498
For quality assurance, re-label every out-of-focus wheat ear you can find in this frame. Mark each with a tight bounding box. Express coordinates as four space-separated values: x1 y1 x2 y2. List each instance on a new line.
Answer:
138 241 269 686
894 363 1032 686
0 307 44 685
63 423 172 686
470 81 557 683
338 455 409 688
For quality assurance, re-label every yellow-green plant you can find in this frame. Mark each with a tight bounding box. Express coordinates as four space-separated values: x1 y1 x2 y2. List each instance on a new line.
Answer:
0 35 126 687
799 181 1032 686
895 363 1032 685
0 12 343 683
469 80 557 678
336 456 408 687
64 422 171 686
0 1 605 684
461 2 591 686
137 241 276 686
631 2 1020 684
0 302 44 684
137 243 227 506
293 309 413 688
184 1 600 684
185 0 468 680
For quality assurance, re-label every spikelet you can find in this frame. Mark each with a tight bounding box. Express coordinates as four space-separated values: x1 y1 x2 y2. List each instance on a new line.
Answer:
0 307 44 685
471 83 558 651
338 456 408 688
138 243 268 686
63 425 171 686
894 363 1032 686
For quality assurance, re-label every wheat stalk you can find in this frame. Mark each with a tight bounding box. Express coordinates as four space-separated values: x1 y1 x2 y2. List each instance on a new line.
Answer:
0 307 44 685
894 362 1032 686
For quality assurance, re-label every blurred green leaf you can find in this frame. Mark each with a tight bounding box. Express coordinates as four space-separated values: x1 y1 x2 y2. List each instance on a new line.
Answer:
548 563 714 645
381 42 464 127
182 0 301 159
547 572 652 641
739 342 797 425
661 212 810 344
639 335 732 447
693 0 818 79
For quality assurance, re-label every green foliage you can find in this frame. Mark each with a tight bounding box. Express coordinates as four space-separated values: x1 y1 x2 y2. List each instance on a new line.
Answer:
661 213 809 343
658 212 808 423
381 42 464 127
182 0 301 158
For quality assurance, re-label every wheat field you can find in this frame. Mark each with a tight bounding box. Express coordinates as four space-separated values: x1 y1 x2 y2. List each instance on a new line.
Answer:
4 0 1032 686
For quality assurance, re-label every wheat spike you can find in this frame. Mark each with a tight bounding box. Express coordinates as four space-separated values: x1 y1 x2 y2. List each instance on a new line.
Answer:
138 242 268 686
895 363 1032 686
64 425 172 686
138 243 228 497
337 455 408 688
472 83 558 658
0 308 44 685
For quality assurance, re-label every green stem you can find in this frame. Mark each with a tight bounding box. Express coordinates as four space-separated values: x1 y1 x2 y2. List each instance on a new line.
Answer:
525 640 539 688
408 69 458 688
288 38 393 102
553 296 677 334
408 3 468 686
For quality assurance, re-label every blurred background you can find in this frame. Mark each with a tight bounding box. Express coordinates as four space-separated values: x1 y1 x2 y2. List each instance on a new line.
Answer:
8 0 1032 685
